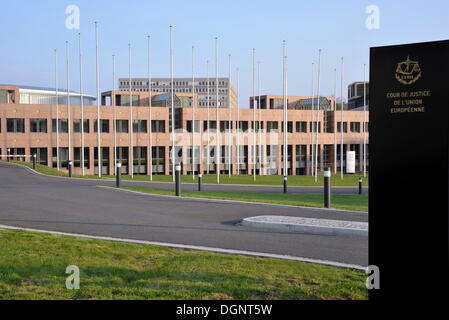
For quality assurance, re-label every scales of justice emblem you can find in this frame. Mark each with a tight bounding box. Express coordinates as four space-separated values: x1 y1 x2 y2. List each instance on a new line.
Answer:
395 56 422 85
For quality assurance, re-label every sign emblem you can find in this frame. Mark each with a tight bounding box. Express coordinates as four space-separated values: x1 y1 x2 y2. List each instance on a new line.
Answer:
395 56 421 85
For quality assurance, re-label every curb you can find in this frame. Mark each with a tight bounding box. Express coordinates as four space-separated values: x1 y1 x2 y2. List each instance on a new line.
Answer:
241 216 368 238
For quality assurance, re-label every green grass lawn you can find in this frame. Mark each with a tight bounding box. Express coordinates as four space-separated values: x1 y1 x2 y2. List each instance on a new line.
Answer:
0 229 368 300
119 186 368 212
6 160 368 187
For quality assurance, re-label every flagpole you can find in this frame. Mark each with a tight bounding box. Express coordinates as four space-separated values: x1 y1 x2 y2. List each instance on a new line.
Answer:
236 67 239 175
282 40 287 179
55 49 59 171
228 53 231 178
66 41 71 167
333 68 337 175
314 49 321 183
310 63 314 176
215 36 220 184
113 54 117 176
95 21 101 177
340 57 344 180
206 59 210 175
252 48 256 181
192 45 195 180
363 63 367 178
148 35 152 181
170 26 175 182
129 43 134 179
258 60 262 176
79 33 84 176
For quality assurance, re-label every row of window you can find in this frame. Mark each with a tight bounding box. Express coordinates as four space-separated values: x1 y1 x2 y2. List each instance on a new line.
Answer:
1 118 368 134
119 80 228 87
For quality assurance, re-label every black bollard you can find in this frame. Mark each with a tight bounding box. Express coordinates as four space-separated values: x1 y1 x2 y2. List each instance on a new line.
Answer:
198 173 202 192
175 164 181 197
68 160 73 177
116 161 121 188
324 167 331 208
359 178 363 195
283 176 287 194
33 154 37 169
7 148 10 162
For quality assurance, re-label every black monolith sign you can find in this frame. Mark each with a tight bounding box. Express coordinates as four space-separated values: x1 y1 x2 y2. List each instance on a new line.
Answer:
369 40 449 303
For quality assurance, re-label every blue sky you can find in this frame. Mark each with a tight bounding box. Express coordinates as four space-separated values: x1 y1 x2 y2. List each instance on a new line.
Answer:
0 0 448 107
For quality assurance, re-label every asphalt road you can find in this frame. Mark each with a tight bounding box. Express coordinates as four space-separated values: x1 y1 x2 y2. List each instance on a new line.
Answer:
0 162 368 266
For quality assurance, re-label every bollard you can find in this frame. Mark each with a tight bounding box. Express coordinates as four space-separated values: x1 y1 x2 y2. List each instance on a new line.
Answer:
116 161 122 188
324 167 331 208
7 148 10 162
359 178 363 195
198 173 202 192
68 160 73 177
175 164 181 197
283 176 287 194
33 154 37 169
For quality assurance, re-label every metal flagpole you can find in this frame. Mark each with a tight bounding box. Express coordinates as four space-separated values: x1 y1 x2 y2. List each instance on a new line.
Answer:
79 33 85 176
192 46 195 180
148 35 152 181
170 26 175 182
311 63 314 176
252 48 256 181
206 60 210 175
236 67 239 175
282 41 287 179
113 54 117 176
55 49 59 171
215 37 220 184
66 41 71 167
258 60 262 176
314 49 321 183
333 68 337 175
363 63 367 178
228 53 231 178
129 43 134 179
95 21 101 178
340 57 344 180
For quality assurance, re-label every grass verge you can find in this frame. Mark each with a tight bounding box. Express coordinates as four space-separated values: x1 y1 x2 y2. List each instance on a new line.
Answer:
0 229 368 300
6 160 368 187
119 186 368 212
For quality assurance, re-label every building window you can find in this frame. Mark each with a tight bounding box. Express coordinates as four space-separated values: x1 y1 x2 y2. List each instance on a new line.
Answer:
52 147 69 168
133 120 147 133
30 148 48 165
295 121 307 133
350 122 361 133
309 122 321 133
7 118 25 133
52 119 68 133
267 121 278 132
251 121 264 132
74 147 90 168
282 121 293 133
337 122 348 133
116 120 129 133
30 119 47 133
220 121 233 132
151 120 165 133
94 119 110 133
237 121 248 132
203 120 217 131
187 120 200 133
73 119 89 133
